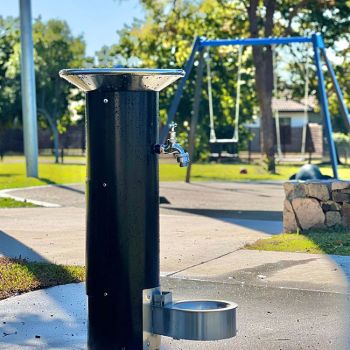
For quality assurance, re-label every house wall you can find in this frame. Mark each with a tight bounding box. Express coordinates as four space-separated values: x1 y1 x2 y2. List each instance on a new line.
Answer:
248 123 323 155
245 111 322 154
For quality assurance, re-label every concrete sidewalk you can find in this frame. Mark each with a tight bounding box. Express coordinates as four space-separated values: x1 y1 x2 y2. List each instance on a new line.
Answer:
0 280 348 349
0 182 349 348
0 182 349 293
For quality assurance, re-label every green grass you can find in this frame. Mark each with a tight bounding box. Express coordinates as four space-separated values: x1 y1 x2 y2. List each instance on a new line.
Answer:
245 229 350 256
0 257 85 300
0 197 37 208
0 161 86 190
160 163 350 181
1 156 350 190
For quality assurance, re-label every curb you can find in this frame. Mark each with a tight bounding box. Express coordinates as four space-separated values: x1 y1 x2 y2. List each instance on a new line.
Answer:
0 185 62 208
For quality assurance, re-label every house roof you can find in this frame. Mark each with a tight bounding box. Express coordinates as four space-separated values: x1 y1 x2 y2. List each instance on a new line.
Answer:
272 98 315 112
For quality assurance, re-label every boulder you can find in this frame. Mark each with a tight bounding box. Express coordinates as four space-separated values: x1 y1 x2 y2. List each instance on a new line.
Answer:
283 200 298 233
325 211 341 227
305 182 330 201
332 191 350 203
331 180 350 191
342 203 350 228
291 197 325 230
284 181 307 201
321 201 341 211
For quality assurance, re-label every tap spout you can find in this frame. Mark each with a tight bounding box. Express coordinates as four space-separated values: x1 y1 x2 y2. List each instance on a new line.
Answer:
154 123 190 167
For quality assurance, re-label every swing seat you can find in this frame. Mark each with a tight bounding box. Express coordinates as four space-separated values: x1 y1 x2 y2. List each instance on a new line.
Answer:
210 138 238 144
209 141 239 163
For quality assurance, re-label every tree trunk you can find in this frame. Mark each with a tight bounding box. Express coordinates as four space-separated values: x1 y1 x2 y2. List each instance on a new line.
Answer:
247 0 276 173
255 46 275 173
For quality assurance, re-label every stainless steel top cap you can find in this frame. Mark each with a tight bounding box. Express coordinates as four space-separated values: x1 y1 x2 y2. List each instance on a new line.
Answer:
59 68 185 92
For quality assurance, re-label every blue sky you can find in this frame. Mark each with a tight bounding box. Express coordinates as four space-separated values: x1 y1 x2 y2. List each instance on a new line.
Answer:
0 0 144 56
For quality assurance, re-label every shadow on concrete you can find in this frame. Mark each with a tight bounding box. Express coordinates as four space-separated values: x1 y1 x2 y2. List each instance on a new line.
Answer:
38 177 56 185
56 184 85 195
0 230 84 346
163 206 282 221
162 207 283 235
0 229 83 287
188 182 282 197
222 258 318 283
0 284 86 349
0 231 46 262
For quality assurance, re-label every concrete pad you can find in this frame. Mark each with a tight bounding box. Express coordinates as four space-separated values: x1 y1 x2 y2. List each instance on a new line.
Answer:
0 207 272 269
0 284 86 350
160 215 275 275
172 250 350 294
7 181 284 216
0 207 85 265
1 279 349 350
159 182 284 213
1 184 85 208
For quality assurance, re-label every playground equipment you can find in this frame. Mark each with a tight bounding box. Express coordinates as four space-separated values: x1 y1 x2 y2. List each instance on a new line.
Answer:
60 68 237 350
206 45 242 161
272 44 311 160
161 33 350 182
207 45 242 145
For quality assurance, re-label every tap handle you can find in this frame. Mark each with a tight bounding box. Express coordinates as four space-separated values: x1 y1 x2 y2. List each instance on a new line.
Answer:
168 122 177 144
169 122 177 131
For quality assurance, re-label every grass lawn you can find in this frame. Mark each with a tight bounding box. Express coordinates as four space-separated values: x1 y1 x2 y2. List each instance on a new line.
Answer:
245 229 350 256
0 161 86 190
0 197 37 208
1 155 350 188
0 257 85 300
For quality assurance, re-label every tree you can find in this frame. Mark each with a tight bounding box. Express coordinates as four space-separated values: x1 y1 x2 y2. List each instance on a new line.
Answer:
109 0 256 159
246 0 276 173
244 0 350 172
33 18 86 163
0 16 22 159
101 0 350 171
0 17 87 163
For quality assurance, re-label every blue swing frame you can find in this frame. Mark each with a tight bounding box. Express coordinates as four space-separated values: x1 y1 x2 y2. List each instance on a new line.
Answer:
161 33 350 179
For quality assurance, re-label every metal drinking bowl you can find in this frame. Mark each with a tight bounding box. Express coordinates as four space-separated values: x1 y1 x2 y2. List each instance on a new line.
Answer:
152 298 237 341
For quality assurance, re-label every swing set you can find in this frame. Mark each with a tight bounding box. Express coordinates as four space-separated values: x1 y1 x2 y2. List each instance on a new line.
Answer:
160 33 350 183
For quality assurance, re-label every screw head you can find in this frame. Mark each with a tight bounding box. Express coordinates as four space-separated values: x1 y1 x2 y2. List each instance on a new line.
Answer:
103 98 108 104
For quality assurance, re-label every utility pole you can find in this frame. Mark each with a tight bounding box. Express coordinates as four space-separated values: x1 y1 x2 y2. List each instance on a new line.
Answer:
19 0 38 177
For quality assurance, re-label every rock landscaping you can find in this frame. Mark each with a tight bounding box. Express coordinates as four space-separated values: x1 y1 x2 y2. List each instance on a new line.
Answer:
283 180 350 232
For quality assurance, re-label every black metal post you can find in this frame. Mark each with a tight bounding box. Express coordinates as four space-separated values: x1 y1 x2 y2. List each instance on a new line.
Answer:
59 68 184 350
86 90 159 349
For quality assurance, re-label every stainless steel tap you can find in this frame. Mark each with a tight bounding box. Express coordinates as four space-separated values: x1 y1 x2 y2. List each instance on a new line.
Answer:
154 123 190 167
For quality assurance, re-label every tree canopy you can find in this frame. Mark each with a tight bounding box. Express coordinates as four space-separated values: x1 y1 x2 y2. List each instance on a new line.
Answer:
0 1 349 167
0 16 86 162
103 0 350 167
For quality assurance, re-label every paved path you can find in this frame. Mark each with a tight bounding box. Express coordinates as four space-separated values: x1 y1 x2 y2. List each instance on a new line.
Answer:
0 182 348 292
0 280 348 350
0 182 349 348
4 181 284 219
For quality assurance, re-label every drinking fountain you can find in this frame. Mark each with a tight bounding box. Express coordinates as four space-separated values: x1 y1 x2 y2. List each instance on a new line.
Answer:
59 68 237 350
